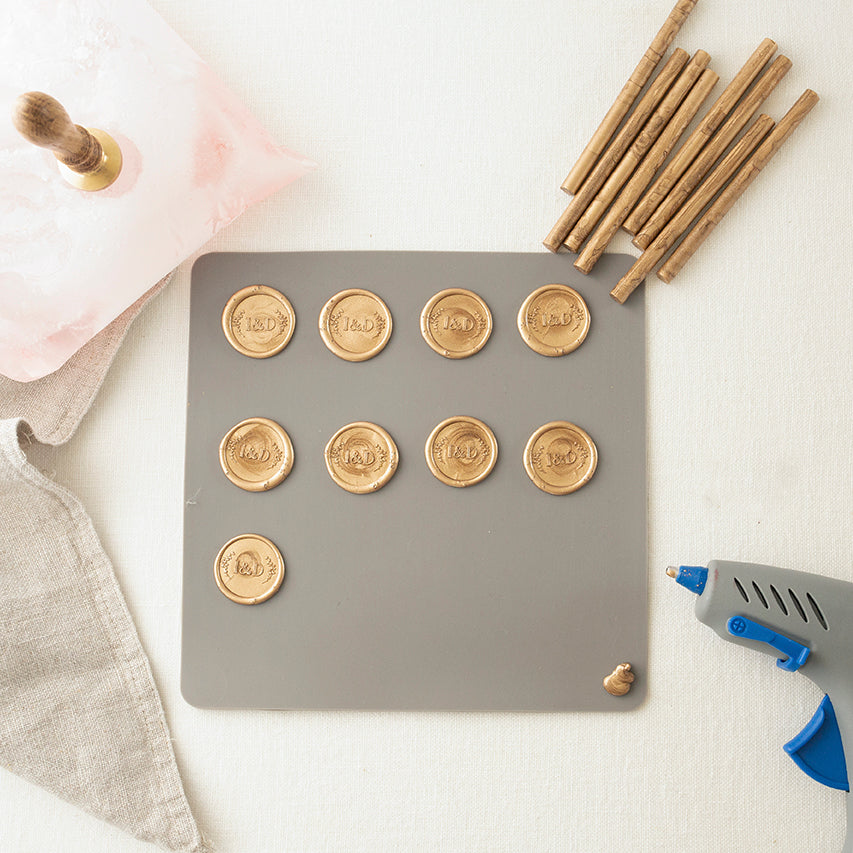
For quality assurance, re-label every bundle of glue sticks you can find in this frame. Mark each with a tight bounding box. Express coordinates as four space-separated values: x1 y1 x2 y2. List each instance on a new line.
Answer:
543 0 819 304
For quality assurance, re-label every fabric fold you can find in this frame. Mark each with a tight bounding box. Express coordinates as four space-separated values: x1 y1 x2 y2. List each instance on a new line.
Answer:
0 276 209 851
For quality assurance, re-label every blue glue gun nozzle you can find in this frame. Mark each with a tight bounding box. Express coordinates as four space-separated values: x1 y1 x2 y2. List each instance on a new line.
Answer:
666 565 709 596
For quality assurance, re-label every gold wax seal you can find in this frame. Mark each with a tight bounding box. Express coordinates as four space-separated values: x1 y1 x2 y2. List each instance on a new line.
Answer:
325 422 398 493
523 421 598 495
214 533 285 605
219 417 294 492
222 285 295 358
425 416 498 487
603 663 635 696
319 289 392 362
518 284 590 356
420 288 493 359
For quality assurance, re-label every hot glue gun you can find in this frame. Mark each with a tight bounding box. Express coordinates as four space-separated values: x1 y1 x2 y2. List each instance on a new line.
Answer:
668 560 852 851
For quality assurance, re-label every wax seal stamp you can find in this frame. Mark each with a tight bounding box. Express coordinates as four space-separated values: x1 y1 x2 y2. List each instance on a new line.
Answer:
325 422 398 493
222 285 295 358
420 288 493 359
319 289 392 362
219 417 294 492
523 421 598 495
517 284 590 356
425 416 498 487
13 91 123 192
214 533 285 605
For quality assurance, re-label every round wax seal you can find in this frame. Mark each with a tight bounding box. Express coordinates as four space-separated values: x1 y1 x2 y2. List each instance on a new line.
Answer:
518 284 590 356
425 416 498 487
214 533 285 605
420 288 492 358
222 285 295 358
219 417 294 492
324 422 398 494
319 289 392 362
523 421 598 495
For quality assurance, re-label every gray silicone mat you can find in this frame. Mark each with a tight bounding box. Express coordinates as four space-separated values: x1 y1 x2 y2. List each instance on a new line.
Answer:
183 252 646 710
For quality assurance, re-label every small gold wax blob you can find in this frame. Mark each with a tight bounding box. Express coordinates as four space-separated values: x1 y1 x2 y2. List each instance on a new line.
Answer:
420 288 493 359
214 534 285 605
603 663 635 696
517 284 590 356
324 422 398 494
222 285 295 358
523 421 598 495
219 417 294 492
319 289 392 361
425 416 498 487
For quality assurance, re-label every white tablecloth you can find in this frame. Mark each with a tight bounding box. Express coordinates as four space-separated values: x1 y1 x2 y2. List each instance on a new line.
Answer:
2 0 851 850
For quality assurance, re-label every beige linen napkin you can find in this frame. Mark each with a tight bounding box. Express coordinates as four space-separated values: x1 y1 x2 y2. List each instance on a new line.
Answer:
0 275 210 851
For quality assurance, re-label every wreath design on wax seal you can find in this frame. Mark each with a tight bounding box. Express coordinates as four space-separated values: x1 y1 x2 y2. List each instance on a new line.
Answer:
533 437 589 473
329 438 387 473
429 305 486 336
273 309 289 337
220 549 277 582
226 426 284 471
434 429 490 466
528 299 585 336
230 307 288 339
328 309 384 339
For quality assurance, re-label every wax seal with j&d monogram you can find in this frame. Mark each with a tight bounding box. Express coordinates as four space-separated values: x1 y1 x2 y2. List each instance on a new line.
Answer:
214 533 285 605
517 284 590 356
219 417 294 492
523 421 598 495
221 284 295 358
319 289 392 362
324 421 398 493
425 416 498 487
420 288 493 359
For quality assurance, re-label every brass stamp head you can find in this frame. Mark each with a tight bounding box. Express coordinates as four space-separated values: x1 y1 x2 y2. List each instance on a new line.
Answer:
603 663 635 696
319 289 392 362
523 421 598 495
420 288 493 359
517 284 590 357
222 285 295 358
214 533 285 605
324 421 398 494
425 416 498 487
58 127 122 191
219 417 294 492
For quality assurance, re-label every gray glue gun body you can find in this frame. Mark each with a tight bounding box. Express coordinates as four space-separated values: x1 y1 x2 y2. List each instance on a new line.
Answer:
669 560 852 852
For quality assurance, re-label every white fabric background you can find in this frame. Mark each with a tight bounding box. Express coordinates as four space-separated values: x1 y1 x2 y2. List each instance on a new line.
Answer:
2 0 851 850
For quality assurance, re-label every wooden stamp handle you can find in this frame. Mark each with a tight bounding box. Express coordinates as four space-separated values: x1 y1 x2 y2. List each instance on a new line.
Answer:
13 91 104 174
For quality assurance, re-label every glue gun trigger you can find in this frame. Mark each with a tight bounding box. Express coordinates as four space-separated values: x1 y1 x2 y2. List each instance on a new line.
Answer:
725 616 810 672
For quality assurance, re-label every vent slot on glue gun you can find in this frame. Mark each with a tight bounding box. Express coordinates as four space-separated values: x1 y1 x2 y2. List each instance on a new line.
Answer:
732 576 829 630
